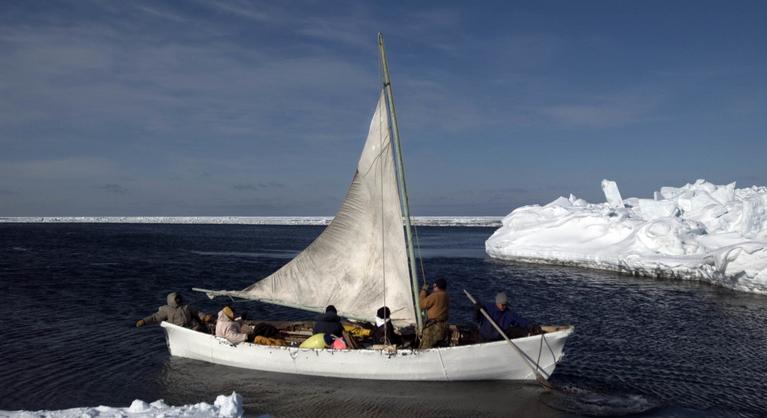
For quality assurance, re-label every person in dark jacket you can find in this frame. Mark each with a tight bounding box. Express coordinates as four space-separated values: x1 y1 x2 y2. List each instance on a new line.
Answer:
372 306 401 345
474 292 540 341
312 305 344 337
136 292 211 332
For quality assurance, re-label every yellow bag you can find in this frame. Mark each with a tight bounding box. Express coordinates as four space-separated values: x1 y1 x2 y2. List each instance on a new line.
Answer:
343 324 372 338
299 333 328 349
253 336 287 346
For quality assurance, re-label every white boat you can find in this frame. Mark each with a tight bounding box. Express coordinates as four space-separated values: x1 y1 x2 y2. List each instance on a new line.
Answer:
161 33 574 381
162 322 572 381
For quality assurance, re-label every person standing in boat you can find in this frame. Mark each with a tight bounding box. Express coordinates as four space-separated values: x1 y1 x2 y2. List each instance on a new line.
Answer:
372 306 401 346
474 292 541 341
418 278 449 348
135 292 212 331
312 305 344 337
215 305 251 344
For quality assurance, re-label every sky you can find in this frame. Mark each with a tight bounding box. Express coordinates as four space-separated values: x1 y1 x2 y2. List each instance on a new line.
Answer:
1 1 765 216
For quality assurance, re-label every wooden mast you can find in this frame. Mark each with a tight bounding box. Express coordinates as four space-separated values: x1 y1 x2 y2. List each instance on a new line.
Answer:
377 33 424 332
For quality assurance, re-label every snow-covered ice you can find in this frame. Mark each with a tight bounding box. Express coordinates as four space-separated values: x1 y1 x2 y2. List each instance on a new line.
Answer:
0 392 244 418
486 180 767 294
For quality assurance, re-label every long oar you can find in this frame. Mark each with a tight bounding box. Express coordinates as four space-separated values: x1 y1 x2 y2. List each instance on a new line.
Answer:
463 289 552 389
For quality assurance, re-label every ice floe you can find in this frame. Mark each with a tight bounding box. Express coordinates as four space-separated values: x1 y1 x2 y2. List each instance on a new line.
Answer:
0 392 244 418
486 180 767 294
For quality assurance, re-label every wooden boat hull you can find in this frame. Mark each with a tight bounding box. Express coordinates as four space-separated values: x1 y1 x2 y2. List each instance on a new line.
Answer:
161 322 573 381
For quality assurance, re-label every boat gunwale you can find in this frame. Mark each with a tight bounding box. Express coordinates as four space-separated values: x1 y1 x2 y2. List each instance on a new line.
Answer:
160 321 574 354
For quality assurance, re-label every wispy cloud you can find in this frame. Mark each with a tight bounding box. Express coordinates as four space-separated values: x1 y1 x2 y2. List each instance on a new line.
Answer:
525 86 665 128
535 103 645 128
133 4 190 23
195 0 275 22
233 182 286 191
96 184 128 194
0 158 121 180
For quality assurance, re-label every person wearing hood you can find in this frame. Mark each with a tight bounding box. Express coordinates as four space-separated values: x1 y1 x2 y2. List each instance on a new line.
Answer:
312 305 344 337
372 306 401 346
215 306 251 344
136 292 211 331
474 292 541 341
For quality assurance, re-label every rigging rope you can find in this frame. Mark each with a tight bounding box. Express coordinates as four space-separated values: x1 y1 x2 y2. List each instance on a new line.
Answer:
412 223 428 285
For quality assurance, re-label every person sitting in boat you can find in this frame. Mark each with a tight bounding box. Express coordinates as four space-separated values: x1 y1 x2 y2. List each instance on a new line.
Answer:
312 305 344 337
418 278 449 348
372 306 401 346
135 292 212 331
474 292 542 341
215 305 251 344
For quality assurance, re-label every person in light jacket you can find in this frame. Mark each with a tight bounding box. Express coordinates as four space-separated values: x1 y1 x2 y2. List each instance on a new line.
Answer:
215 306 251 344
136 292 211 331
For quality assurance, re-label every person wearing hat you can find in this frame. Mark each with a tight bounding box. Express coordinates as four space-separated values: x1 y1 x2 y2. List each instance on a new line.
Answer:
312 305 344 337
136 292 212 332
474 292 540 341
372 306 401 346
418 278 450 348
215 305 251 344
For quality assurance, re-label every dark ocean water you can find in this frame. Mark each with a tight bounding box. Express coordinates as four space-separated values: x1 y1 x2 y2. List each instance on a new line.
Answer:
0 224 765 417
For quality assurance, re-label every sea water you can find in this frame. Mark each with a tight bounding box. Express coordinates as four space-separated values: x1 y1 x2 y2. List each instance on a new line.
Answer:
0 224 764 417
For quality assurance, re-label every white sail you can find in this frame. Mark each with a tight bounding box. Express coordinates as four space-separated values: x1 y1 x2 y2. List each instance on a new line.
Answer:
218 93 415 326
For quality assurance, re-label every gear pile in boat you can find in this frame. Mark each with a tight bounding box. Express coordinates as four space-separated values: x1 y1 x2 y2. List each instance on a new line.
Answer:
136 289 547 350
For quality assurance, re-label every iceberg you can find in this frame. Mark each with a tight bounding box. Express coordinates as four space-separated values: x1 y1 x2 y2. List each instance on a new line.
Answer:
0 392 244 418
486 179 767 294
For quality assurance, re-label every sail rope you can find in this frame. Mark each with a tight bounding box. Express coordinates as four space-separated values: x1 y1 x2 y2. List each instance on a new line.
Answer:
412 223 428 285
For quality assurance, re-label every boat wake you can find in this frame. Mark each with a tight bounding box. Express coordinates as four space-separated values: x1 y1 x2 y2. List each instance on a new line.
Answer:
540 385 660 416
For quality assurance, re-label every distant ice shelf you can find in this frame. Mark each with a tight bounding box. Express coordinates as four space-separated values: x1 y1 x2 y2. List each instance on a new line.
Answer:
486 179 767 294
0 216 502 227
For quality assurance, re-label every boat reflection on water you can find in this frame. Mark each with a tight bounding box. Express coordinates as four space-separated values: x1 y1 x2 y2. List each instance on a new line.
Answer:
154 357 666 417
153 357 562 417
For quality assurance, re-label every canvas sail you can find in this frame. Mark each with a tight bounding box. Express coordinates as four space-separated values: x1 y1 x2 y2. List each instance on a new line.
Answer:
208 93 416 326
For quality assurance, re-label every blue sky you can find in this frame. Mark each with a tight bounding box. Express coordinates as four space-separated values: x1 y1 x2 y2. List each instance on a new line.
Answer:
1 1 765 216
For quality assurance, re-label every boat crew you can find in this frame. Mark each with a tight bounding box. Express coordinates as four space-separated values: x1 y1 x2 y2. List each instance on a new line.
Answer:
135 292 212 331
418 278 449 348
312 305 344 337
372 306 401 346
215 305 252 344
474 292 542 341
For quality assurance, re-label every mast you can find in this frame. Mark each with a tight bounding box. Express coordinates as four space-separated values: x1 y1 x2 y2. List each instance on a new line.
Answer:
377 33 424 332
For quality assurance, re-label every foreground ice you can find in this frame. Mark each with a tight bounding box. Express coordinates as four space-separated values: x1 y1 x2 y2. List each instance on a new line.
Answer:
486 180 767 294
0 392 244 418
